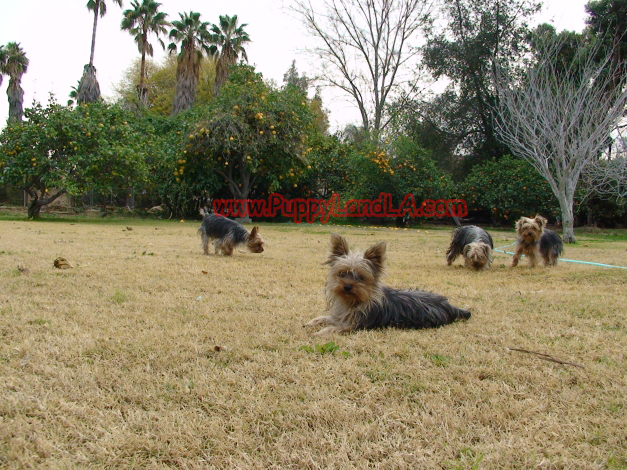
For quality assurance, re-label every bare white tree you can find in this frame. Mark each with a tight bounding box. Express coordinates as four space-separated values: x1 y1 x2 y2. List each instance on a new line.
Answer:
292 0 434 140
494 43 627 242
582 124 627 200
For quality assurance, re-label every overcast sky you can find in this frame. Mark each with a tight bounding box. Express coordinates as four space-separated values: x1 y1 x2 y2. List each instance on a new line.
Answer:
0 0 590 131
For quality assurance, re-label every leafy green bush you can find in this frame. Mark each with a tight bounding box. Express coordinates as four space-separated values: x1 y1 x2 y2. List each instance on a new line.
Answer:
460 155 559 224
289 133 355 199
346 137 455 223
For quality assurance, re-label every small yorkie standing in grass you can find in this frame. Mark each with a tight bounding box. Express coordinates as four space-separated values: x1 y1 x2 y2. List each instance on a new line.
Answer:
512 215 563 267
305 233 471 336
198 209 264 256
446 225 494 270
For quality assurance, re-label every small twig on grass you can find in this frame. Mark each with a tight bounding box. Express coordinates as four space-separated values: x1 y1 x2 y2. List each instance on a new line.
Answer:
508 347 585 369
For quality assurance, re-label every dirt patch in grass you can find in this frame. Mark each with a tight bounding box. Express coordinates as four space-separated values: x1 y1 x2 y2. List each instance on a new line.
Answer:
0 219 626 468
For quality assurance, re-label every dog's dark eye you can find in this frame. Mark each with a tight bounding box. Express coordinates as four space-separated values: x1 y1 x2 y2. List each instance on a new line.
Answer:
355 274 363 281
339 272 346 278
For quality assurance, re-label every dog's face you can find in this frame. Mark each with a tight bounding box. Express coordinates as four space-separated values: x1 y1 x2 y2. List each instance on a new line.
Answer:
463 242 491 270
325 233 385 306
516 215 546 244
247 226 265 253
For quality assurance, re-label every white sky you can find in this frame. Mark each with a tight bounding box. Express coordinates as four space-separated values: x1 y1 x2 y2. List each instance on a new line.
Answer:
0 0 590 132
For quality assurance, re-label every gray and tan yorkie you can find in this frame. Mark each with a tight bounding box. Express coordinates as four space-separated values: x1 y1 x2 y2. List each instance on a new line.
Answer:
198 209 264 256
445 225 494 270
511 215 563 267
305 233 471 336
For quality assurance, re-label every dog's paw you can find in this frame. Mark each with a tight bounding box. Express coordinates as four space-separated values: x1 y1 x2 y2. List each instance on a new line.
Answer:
305 316 328 327
313 326 346 336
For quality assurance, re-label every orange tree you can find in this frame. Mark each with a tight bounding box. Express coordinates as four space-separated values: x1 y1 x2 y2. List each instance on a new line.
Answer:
0 100 148 218
347 136 454 223
293 133 355 199
182 64 315 207
147 110 223 218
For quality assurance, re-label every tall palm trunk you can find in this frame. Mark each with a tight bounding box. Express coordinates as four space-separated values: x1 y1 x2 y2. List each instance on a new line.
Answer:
78 0 102 104
7 75 24 123
137 41 149 106
172 47 199 115
89 2 100 66
213 48 236 96
213 58 228 96
77 64 101 104
3 43 28 123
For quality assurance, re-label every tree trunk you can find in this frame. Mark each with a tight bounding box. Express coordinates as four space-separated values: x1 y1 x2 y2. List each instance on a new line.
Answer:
213 57 228 97
137 84 149 107
25 189 67 219
89 2 99 67
77 64 101 104
557 192 576 243
27 199 44 219
137 46 148 107
172 48 199 115
7 76 24 123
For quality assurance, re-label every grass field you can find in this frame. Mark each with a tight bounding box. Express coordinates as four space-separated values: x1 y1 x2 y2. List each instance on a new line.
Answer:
0 214 626 468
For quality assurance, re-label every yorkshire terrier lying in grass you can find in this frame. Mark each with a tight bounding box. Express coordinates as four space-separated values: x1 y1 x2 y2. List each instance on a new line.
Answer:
305 233 470 336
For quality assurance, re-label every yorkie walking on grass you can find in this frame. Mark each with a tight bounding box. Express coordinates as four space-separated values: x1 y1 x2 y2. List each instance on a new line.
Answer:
198 209 264 256
305 233 471 336
446 225 494 271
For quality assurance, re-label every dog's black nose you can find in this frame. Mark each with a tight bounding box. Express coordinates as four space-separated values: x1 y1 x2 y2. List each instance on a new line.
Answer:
343 284 352 292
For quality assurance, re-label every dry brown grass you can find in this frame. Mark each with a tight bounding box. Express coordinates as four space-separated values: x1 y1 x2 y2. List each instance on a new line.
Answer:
0 217 626 469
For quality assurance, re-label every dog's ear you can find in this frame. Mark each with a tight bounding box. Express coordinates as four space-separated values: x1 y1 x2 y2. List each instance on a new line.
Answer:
250 226 260 238
326 233 350 264
484 245 493 261
462 244 471 256
516 217 526 234
534 215 547 230
363 241 386 276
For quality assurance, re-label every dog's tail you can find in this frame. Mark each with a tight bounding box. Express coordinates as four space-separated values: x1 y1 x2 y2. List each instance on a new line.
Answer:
427 302 471 327
455 307 471 320
540 230 564 265
550 241 564 266
448 201 462 226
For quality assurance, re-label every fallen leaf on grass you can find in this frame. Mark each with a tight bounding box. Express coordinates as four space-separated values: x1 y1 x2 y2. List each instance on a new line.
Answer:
53 257 73 269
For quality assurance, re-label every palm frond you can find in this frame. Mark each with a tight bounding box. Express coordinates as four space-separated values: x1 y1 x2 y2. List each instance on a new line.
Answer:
209 14 251 95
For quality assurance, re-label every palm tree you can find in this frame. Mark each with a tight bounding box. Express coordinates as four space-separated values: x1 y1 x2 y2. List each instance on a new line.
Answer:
78 0 123 104
209 15 251 96
121 0 169 106
2 42 29 124
168 11 214 115
0 45 7 88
